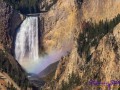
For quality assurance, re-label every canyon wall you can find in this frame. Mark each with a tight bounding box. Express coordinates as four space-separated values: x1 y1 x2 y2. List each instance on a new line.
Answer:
0 1 30 89
0 0 13 50
39 0 79 53
0 0 24 51
40 0 120 90
1 0 120 89
81 0 120 21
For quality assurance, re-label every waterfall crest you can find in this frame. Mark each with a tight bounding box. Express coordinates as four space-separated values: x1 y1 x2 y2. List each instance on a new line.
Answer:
15 16 39 71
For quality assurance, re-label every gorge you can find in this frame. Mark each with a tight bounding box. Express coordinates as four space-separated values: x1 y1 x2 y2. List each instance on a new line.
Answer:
1 0 120 90
14 15 71 75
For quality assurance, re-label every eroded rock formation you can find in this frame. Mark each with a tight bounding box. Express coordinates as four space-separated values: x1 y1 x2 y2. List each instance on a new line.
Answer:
40 0 120 90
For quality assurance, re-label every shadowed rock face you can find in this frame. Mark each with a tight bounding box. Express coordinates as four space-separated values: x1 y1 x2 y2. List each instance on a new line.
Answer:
0 1 30 89
39 61 59 78
0 0 24 52
0 1 13 50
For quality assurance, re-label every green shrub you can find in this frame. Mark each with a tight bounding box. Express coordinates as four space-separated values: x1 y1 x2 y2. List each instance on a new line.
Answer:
61 72 80 90
77 14 120 62
0 50 30 89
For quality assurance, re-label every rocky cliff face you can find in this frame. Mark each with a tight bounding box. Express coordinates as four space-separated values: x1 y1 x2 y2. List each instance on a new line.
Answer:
39 0 79 53
78 23 120 90
81 0 120 22
0 0 13 50
40 0 120 90
1 0 120 89
0 0 24 51
0 1 30 89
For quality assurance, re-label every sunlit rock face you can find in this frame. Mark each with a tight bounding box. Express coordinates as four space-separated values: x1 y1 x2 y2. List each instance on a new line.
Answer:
81 0 120 22
39 0 120 90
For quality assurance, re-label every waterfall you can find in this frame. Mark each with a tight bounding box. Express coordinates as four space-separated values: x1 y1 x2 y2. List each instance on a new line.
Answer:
15 16 39 72
14 16 72 74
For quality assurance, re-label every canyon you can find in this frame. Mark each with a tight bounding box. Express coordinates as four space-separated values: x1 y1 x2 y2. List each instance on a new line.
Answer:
0 0 120 90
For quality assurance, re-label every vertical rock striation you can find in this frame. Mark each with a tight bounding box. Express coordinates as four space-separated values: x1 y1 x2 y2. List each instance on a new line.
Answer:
40 0 120 90
0 0 24 51
0 0 13 50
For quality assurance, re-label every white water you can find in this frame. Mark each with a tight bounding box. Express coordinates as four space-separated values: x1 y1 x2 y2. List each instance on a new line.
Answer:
15 16 39 71
15 16 72 74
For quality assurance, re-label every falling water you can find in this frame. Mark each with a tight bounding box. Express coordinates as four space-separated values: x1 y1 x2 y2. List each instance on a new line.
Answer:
15 16 39 71
14 16 72 74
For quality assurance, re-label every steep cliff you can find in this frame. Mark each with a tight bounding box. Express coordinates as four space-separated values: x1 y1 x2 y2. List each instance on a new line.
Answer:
0 1 30 89
0 0 24 51
1 0 120 90
40 0 120 90
39 0 80 63
77 22 120 90
0 0 13 50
